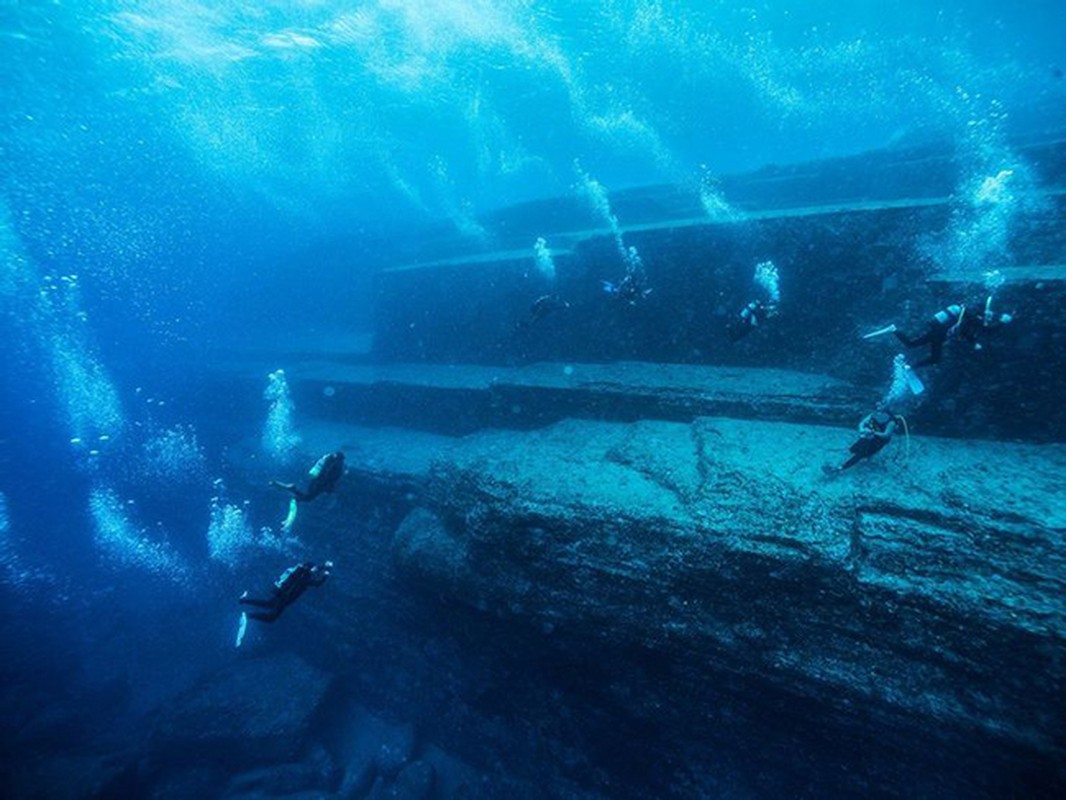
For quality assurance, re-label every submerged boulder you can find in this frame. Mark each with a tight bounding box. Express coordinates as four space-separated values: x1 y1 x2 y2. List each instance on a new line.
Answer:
4 754 134 800
377 760 435 800
149 766 225 800
151 653 332 765
315 693 420 799
223 749 335 798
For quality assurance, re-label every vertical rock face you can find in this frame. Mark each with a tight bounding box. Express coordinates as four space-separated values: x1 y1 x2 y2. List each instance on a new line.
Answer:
387 417 1066 794
372 139 1066 442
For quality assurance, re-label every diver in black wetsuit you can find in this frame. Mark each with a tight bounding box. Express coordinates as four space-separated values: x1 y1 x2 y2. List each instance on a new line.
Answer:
240 561 333 623
516 294 570 330
892 303 971 367
602 271 652 306
271 451 345 502
893 301 1013 367
727 298 778 342
834 409 903 471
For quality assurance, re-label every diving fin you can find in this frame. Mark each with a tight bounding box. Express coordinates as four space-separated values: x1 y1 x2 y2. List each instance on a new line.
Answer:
901 359 925 395
235 612 248 648
281 498 298 533
863 323 897 340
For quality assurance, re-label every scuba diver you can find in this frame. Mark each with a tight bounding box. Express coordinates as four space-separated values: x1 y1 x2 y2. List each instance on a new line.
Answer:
871 300 1014 367
271 450 345 502
239 561 333 623
602 270 652 306
271 451 345 532
515 294 570 330
236 561 333 645
603 246 653 307
727 298 778 342
827 408 907 472
728 259 781 342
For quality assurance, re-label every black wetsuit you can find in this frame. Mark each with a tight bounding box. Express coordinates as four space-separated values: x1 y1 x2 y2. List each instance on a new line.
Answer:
516 294 569 330
271 451 344 503
894 304 982 367
841 411 898 470
617 274 649 305
240 563 329 623
728 300 772 342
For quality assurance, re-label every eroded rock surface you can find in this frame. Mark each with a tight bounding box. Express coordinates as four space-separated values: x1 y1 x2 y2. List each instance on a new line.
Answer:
385 416 1066 785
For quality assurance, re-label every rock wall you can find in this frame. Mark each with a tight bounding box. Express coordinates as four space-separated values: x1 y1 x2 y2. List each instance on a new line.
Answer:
377 420 1066 797
372 138 1066 442
275 415 1066 798
36 368 1043 799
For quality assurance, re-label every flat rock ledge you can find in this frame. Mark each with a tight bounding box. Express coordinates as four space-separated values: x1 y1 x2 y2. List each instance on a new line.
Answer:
376 415 1065 772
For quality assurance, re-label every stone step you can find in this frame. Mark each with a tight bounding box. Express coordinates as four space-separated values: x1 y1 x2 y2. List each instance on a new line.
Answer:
399 135 1066 265
388 190 1066 276
282 413 1066 787
221 360 871 435
929 263 1066 284
371 191 1066 442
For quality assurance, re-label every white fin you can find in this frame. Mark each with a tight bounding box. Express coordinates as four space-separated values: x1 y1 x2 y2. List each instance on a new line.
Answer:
863 323 897 340
903 364 925 395
281 498 298 533
235 612 248 648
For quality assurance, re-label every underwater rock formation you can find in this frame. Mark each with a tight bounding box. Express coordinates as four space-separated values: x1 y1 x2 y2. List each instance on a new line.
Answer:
151 653 331 765
371 138 1066 443
275 360 869 435
191 133 1066 796
205 342 1066 797
367 415 1066 793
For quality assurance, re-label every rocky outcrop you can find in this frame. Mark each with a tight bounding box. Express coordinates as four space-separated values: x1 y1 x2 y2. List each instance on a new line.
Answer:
150 654 332 765
211 360 868 437
222 746 336 798
370 138 1066 442
2 754 134 800
385 415 1066 792
206 410 1066 796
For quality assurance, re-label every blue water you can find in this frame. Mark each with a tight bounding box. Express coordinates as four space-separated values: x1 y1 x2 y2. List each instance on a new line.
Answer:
2 2 1065 798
